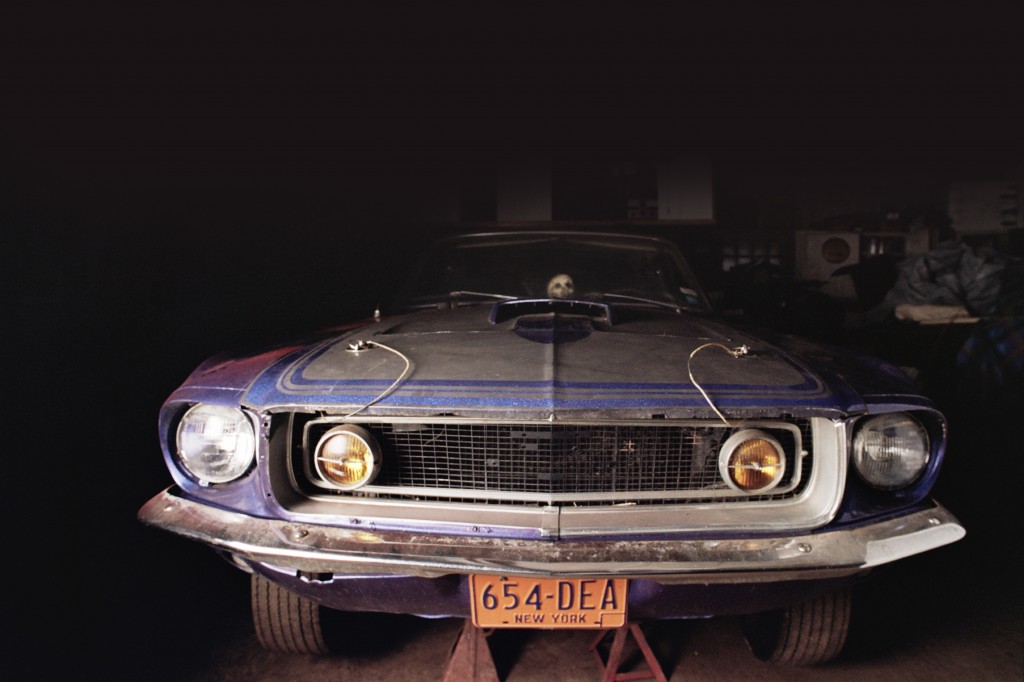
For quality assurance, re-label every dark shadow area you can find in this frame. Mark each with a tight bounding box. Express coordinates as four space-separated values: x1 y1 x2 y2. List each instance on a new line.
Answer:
321 611 444 660
486 628 538 680
4 15 1020 672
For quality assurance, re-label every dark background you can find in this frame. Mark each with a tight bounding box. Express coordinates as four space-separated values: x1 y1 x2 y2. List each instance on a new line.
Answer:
3 3 1021 678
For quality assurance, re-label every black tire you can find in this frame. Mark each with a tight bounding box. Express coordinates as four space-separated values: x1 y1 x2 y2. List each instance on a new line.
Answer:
742 588 851 665
251 574 330 654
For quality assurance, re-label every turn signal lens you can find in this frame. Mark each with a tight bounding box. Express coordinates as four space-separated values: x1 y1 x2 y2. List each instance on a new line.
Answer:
719 430 786 493
314 426 380 490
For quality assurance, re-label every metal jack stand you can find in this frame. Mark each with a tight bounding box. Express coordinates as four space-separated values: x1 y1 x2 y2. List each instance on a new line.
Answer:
589 622 668 682
442 620 500 682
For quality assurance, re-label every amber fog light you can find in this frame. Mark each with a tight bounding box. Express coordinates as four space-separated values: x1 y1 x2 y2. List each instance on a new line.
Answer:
719 430 786 493
314 426 380 490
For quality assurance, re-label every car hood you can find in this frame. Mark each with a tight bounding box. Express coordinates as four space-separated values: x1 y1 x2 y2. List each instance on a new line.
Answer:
177 302 924 420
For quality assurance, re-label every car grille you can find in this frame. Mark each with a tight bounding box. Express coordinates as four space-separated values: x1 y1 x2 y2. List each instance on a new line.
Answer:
289 417 813 506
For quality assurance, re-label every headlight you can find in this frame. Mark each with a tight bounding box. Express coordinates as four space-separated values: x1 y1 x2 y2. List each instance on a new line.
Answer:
719 430 786 493
314 425 380 490
176 404 256 484
853 413 930 490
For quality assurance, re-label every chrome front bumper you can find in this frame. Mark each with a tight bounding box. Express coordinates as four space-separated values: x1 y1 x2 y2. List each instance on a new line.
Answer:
138 488 964 584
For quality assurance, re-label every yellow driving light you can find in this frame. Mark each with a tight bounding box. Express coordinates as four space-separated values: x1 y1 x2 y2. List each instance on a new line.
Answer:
718 430 786 493
314 425 381 490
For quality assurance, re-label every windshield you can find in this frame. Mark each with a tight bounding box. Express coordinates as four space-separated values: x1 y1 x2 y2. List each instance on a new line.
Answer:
393 232 710 312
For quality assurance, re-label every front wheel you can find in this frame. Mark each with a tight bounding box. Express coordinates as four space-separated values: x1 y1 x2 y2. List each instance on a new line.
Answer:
742 588 851 665
251 574 330 654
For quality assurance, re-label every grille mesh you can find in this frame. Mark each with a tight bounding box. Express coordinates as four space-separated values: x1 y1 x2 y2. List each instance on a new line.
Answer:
376 423 729 493
296 419 812 504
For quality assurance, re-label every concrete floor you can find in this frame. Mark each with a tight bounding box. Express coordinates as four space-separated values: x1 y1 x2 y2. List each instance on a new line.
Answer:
177 597 1021 682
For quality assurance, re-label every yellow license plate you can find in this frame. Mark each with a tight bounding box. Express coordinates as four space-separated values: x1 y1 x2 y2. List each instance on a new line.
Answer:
470 576 627 629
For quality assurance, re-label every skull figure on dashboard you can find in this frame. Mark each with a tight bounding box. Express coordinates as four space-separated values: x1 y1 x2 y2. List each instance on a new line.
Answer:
547 273 574 299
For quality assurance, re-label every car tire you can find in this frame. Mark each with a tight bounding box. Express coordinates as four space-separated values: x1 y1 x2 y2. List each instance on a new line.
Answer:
251 574 330 654
742 588 851 665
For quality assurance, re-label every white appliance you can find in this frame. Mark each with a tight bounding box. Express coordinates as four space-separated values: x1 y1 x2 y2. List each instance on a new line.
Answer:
949 181 1022 235
794 231 860 282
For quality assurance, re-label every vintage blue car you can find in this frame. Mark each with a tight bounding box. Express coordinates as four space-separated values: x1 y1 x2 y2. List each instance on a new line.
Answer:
139 231 964 665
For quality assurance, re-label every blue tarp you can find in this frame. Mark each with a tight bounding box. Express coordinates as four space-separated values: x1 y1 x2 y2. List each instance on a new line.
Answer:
876 241 1024 317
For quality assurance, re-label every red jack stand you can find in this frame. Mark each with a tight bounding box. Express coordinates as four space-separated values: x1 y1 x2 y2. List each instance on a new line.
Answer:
589 622 668 682
442 620 500 682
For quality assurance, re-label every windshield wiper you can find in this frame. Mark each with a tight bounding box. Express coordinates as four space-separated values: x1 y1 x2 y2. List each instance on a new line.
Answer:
395 291 518 311
597 292 687 314
447 290 518 301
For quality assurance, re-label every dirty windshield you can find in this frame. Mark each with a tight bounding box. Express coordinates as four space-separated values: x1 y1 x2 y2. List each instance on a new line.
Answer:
394 233 708 312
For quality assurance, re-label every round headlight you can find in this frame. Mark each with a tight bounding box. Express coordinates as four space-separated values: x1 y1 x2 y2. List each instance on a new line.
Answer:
719 430 786 493
176 404 256 484
853 413 929 489
314 426 380 490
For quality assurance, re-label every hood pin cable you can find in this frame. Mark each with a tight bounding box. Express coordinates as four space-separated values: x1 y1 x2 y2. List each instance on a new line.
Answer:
343 340 412 418
687 343 750 427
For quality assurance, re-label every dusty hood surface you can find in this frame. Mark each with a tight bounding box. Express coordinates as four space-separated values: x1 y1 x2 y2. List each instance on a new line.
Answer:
235 303 878 418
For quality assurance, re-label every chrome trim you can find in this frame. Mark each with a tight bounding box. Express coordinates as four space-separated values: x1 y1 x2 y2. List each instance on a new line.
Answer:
139 488 964 581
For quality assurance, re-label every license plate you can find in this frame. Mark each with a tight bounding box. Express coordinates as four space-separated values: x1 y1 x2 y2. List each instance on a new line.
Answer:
470 576 627 629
